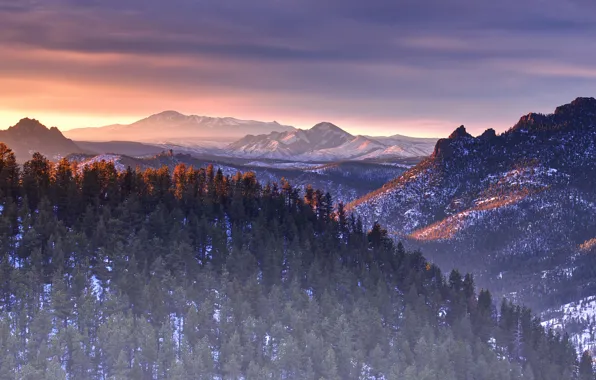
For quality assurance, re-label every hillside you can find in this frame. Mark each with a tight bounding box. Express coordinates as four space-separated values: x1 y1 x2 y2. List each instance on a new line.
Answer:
64 111 295 143
65 151 410 204
0 144 581 379
0 118 83 161
348 97 596 323
227 122 437 161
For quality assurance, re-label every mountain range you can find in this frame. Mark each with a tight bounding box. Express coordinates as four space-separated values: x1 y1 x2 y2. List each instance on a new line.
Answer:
63 111 295 143
348 97 596 348
226 122 437 161
5 111 437 162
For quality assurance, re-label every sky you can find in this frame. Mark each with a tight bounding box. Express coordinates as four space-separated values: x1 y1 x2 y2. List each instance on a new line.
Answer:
1 0 596 138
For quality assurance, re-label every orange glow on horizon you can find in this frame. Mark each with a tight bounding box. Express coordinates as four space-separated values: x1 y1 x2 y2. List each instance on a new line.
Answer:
0 47 499 138
0 108 454 138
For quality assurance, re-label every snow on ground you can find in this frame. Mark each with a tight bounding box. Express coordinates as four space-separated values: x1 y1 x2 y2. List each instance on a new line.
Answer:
542 297 596 329
91 275 103 300
380 162 415 169
245 161 320 170
542 296 596 353
78 154 126 172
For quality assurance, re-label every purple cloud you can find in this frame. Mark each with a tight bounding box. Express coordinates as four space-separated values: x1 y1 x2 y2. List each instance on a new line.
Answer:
1 0 596 136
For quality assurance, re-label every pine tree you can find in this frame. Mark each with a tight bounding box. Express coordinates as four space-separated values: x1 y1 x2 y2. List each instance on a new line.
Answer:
320 347 340 380
112 350 131 380
185 337 214 380
513 317 524 362
0 318 17 380
22 152 52 210
50 270 72 330
0 143 20 202
579 351 594 380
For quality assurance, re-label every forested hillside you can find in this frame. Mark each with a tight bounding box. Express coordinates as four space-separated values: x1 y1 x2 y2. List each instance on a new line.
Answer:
0 142 587 379
66 151 408 204
348 98 596 316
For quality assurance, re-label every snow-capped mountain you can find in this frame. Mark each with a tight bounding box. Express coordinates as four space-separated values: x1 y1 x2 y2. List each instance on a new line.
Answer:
64 115 437 161
348 97 596 331
227 122 437 161
63 111 295 143
0 118 83 161
368 134 440 158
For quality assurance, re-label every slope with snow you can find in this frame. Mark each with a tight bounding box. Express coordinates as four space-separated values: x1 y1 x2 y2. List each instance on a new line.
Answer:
542 297 596 355
77 154 127 172
348 97 596 329
227 122 437 161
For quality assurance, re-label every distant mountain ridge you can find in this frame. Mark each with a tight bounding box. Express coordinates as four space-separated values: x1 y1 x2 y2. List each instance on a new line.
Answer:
347 97 596 341
226 122 437 161
63 111 296 143
0 118 83 161
2 113 438 163
64 112 438 161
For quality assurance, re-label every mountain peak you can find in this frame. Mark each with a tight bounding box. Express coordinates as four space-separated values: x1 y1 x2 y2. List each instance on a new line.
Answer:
510 97 596 134
479 128 497 139
157 110 184 116
309 122 354 139
151 110 187 119
448 125 472 139
65 113 296 142
0 118 81 161
431 125 473 159
311 122 343 132
554 97 596 116
11 117 50 132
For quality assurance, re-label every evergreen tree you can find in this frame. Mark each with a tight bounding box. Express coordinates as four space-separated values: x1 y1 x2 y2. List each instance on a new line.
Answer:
579 351 594 380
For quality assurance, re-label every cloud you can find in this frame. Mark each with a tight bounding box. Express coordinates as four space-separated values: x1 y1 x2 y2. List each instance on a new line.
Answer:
1 0 596 136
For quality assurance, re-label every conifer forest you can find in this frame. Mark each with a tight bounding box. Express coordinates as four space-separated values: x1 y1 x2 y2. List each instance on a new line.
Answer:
0 143 589 379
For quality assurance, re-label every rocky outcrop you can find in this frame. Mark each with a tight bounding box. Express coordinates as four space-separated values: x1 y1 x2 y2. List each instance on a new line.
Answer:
510 97 596 134
432 125 473 159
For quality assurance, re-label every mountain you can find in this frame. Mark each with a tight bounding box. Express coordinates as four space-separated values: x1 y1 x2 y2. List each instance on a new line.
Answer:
0 118 83 161
348 97 596 342
63 111 295 143
361 134 440 160
227 122 437 161
64 114 436 162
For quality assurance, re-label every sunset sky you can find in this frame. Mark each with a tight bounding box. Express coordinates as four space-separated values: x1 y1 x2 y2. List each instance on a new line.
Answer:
1 0 596 137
